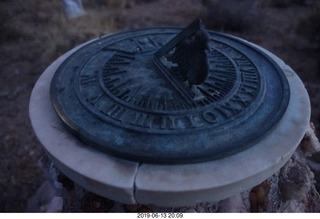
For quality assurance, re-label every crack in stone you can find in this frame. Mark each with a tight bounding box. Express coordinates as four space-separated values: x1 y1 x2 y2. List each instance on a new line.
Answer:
132 162 142 204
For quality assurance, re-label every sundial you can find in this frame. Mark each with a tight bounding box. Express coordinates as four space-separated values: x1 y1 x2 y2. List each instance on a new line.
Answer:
50 19 290 164
31 18 310 206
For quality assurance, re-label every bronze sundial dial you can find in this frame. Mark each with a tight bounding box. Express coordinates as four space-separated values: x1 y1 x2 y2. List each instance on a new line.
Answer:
50 20 290 164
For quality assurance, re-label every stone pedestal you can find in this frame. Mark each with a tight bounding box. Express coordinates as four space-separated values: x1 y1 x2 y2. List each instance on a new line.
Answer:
27 127 320 212
29 37 311 207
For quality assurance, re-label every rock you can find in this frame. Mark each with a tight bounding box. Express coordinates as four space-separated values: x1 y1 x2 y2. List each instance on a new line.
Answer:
279 153 313 200
241 191 251 212
249 174 281 212
62 0 85 19
300 123 320 155
307 152 320 192
279 200 306 212
27 181 60 212
193 202 219 213
47 196 63 212
219 195 247 212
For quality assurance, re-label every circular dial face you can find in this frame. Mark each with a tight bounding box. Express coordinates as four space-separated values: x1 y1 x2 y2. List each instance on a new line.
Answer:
51 28 290 164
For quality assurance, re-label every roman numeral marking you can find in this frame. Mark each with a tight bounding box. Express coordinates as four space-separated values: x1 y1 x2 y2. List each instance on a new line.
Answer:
80 74 97 87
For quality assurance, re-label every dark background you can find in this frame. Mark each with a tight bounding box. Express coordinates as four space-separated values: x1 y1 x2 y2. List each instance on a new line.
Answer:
0 0 319 212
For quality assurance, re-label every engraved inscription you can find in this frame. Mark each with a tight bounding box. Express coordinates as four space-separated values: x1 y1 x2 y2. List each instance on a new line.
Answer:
80 74 97 87
202 111 218 124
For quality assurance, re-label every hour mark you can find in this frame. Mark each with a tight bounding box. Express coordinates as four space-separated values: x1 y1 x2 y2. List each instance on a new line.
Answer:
87 92 104 105
80 74 97 87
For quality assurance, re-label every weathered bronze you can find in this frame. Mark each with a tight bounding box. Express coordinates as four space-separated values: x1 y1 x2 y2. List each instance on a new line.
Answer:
50 19 290 164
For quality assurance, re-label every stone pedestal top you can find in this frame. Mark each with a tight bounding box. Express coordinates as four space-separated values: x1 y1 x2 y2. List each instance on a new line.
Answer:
29 37 310 207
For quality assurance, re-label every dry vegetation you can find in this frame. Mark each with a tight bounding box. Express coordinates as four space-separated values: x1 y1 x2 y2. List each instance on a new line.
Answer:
0 0 320 212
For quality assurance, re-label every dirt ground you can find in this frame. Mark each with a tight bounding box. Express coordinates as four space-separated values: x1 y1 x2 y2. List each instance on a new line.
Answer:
0 0 320 212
